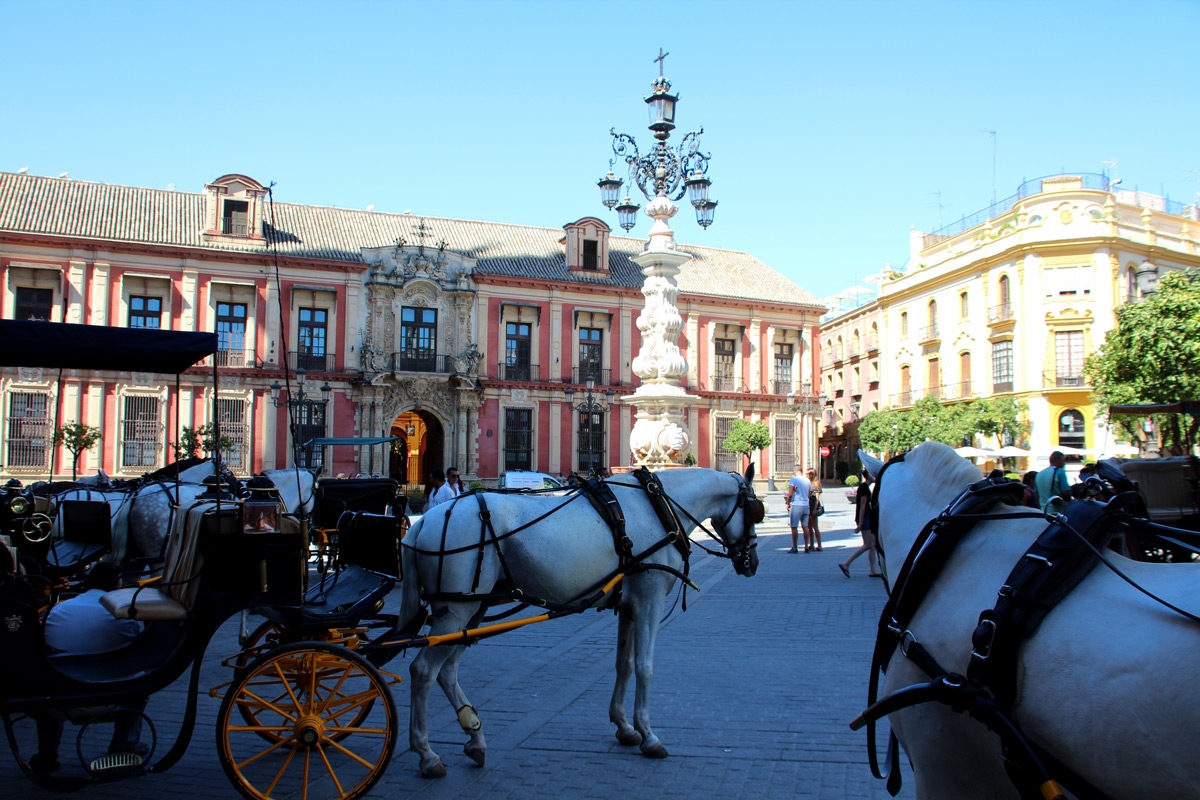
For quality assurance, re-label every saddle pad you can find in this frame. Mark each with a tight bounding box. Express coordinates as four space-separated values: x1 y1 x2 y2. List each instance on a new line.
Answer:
101 587 188 622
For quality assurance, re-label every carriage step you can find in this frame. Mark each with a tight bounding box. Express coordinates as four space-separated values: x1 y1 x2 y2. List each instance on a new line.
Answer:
87 751 145 779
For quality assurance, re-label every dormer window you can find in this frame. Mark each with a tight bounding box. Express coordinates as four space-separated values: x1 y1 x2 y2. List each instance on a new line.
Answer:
563 217 611 275
203 174 268 247
223 199 249 236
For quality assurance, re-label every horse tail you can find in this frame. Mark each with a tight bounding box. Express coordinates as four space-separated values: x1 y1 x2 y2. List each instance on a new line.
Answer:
397 519 424 633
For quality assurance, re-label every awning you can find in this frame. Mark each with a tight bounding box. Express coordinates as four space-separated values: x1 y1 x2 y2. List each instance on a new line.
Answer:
1108 401 1200 416
303 437 404 448
0 320 218 374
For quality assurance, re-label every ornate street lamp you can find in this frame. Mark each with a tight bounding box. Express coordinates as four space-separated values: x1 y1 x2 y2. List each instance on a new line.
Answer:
269 368 332 408
269 368 332 469
598 49 716 233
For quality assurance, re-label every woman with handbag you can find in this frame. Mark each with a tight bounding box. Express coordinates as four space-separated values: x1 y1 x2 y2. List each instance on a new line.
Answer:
804 468 824 552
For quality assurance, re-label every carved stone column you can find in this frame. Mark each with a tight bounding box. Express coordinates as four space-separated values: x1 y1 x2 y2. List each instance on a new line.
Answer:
624 196 701 468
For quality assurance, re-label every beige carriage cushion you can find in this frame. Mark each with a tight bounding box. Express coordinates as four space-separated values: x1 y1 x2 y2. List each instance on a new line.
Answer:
100 586 188 621
159 501 213 608
1114 457 1200 520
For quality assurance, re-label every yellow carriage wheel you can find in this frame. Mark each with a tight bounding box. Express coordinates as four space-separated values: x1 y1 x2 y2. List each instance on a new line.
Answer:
233 624 377 745
217 641 396 800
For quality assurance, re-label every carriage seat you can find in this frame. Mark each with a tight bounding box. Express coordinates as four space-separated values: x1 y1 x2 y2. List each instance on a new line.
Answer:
46 499 112 572
1108 456 1200 521
98 500 213 623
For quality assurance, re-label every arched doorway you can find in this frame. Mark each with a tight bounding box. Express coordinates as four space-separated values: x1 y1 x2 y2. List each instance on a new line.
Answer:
389 410 445 489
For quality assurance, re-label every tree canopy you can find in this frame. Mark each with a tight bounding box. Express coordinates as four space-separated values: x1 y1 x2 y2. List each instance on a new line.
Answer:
721 419 772 467
1085 269 1200 454
857 396 1028 457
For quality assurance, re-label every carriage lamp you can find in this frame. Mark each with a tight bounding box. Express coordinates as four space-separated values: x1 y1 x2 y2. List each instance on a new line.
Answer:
597 49 716 234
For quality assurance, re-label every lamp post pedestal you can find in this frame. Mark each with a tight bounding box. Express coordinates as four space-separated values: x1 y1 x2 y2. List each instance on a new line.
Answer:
624 244 699 468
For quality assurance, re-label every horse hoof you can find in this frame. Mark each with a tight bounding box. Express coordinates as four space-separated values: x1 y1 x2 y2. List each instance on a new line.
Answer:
641 742 669 759
464 743 486 767
615 729 642 747
419 756 447 779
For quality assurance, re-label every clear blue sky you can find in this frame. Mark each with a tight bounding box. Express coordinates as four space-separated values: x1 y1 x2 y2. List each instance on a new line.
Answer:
3 0 1197 306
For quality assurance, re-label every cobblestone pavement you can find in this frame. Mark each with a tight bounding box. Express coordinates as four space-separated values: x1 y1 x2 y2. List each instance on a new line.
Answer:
1 488 915 799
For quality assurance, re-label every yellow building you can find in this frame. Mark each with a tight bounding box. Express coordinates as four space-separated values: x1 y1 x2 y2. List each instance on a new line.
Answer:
876 173 1199 469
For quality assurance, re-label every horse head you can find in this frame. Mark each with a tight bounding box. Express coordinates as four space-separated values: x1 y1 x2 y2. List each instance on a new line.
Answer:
713 463 761 577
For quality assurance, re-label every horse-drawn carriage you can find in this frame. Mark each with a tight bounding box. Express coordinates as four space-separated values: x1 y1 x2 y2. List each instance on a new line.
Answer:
0 320 764 798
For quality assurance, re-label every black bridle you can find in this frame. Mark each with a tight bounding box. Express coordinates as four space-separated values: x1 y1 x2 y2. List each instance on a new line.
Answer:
709 476 763 574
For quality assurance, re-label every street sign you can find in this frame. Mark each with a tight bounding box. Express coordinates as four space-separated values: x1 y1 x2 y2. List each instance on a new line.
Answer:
820 446 831 457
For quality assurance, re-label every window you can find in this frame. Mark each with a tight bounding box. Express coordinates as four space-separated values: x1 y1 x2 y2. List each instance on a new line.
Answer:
773 343 793 394
582 239 599 271
216 302 247 366
998 275 1011 307
960 291 969 319
504 408 532 471
1126 266 1137 302
222 199 250 236
1055 330 1085 387
505 322 532 381
774 417 796 476
900 311 909 336
216 397 249 475
293 400 326 470
129 296 162 329
714 338 736 391
1058 408 1086 453
6 391 50 469
928 299 938 327
297 307 327 371
927 358 940 398
400 307 438 371
578 410 605 474
714 416 740 473
15 287 53 321
992 339 1014 392
120 395 162 469
578 327 603 383
899 365 911 405
959 351 972 397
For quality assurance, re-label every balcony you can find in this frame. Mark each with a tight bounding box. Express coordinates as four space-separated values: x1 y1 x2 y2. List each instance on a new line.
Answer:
917 324 940 344
987 303 1014 324
865 334 880 352
496 362 541 382
209 348 257 368
772 379 792 395
846 341 861 359
572 366 613 386
711 376 739 393
391 352 454 373
1046 371 1086 389
942 380 972 401
892 391 914 407
993 380 1013 394
831 346 845 363
289 351 336 372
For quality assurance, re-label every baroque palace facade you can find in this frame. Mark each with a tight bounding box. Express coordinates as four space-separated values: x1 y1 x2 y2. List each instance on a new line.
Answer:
819 173 1200 472
0 171 825 488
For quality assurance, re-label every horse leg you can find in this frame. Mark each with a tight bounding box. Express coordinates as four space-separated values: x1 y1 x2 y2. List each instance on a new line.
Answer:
609 608 641 746
435 646 487 767
631 588 668 758
409 644 453 778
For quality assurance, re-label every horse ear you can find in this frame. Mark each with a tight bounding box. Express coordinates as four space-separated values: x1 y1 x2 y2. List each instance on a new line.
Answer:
858 449 884 479
743 462 756 484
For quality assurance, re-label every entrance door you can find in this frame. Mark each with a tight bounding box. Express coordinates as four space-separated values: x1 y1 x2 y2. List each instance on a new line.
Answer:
391 410 444 490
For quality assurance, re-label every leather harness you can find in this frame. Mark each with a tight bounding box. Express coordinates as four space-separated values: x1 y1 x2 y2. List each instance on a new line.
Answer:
855 456 1148 800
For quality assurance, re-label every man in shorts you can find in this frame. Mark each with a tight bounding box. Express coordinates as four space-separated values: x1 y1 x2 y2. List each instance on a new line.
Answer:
784 463 811 554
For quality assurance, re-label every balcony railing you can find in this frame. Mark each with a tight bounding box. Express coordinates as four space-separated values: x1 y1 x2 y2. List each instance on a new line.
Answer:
711 376 738 393
773 379 792 395
391 352 454 373
1046 371 1086 389
831 346 844 362
846 341 861 358
993 380 1014 393
496 362 541 382
918 324 940 343
572 366 613 386
289 351 336 372
865 334 880 352
209 348 256 368
942 380 972 401
987 303 1014 324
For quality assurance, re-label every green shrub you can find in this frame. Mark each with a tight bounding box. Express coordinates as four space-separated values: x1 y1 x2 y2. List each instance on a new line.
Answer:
844 474 861 487
469 480 484 490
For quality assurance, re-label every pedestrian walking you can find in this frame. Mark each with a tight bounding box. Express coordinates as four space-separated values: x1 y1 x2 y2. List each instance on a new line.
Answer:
805 468 823 552
783 463 811 553
839 471 880 578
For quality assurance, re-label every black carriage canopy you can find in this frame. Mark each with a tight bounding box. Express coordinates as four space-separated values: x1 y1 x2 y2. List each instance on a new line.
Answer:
1108 401 1200 416
0 320 218 373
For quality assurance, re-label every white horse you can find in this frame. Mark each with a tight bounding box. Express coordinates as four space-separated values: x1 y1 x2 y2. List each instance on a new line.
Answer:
396 466 762 778
860 442 1200 800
